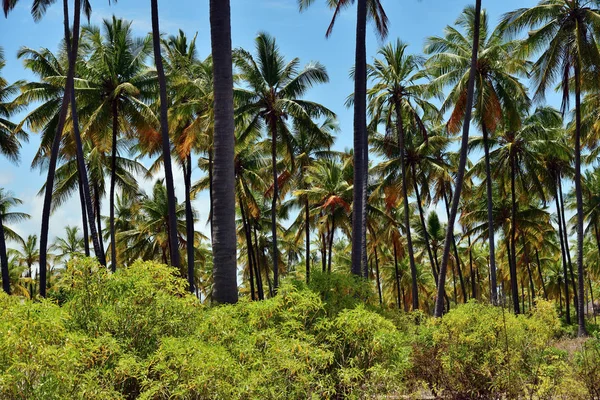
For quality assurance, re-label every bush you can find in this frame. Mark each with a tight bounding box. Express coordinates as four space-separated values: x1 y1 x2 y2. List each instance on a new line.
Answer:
575 333 600 399
411 300 586 399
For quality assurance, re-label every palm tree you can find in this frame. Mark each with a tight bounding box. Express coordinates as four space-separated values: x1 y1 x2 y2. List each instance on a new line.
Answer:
368 40 439 310
433 0 482 318
80 16 155 272
0 189 30 294
149 0 180 271
234 32 334 289
51 225 85 265
298 0 389 278
500 0 600 335
209 0 238 303
0 48 27 294
164 30 210 293
287 119 336 283
14 235 40 298
425 4 530 305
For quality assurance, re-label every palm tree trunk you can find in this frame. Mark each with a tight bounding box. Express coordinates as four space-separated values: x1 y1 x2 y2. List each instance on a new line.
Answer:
411 163 439 283
328 217 335 273
555 181 571 324
350 0 368 278
510 152 520 314
109 100 118 272
522 237 535 301
321 230 326 273
393 240 402 309
468 234 476 299
574 61 587 336
433 0 481 318
252 225 264 300
184 155 195 293
482 123 498 304
558 174 579 321
208 149 214 239
395 100 418 311
76 164 90 257
0 213 10 294
93 184 105 260
239 197 255 301
269 116 280 290
305 197 311 284
535 249 548 300
151 0 181 271
68 5 104 267
40 0 83 295
209 0 237 303
374 245 382 306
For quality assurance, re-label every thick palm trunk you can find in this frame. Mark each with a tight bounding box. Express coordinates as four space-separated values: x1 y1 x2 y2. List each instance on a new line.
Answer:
76 164 90 256
434 0 481 318
109 101 118 272
0 213 10 294
69 0 105 267
40 0 80 296
209 0 237 303
574 63 587 336
396 102 418 310
208 149 214 239
559 174 578 319
555 180 571 324
510 153 520 314
305 197 311 284
350 0 368 278
269 116 280 290
184 155 195 293
535 249 548 300
151 0 180 271
482 124 498 304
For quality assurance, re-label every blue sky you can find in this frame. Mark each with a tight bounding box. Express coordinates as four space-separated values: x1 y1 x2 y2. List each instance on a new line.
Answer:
1 0 557 248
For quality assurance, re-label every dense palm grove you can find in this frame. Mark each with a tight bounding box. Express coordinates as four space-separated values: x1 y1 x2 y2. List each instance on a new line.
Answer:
2 0 600 351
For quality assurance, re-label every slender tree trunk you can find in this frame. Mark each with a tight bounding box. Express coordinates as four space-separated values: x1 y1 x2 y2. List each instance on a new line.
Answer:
412 163 439 284
468 234 476 299
67 0 104 267
522 237 535 302
555 180 571 324
109 100 118 272
93 185 105 260
76 163 90 256
589 275 596 323
509 152 520 314
393 240 402 309
374 245 382 305
482 124 498 304
0 213 10 294
252 225 264 300
40 0 76 296
184 155 195 293
328 218 335 273
536 249 548 300
239 198 255 301
433 0 481 318
269 116 280 290
151 0 180 271
208 149 214 239
351 0 368 278
395 100 418 310
559 276 563 315
559 174 579 320
305 197 311 284
321 230 326 273
574 62 587 336
209 0 237 303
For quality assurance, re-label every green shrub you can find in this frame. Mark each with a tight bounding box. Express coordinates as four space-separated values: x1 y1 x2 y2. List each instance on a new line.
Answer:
575 333 600 399
411 300 580 399
307 271 374 316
